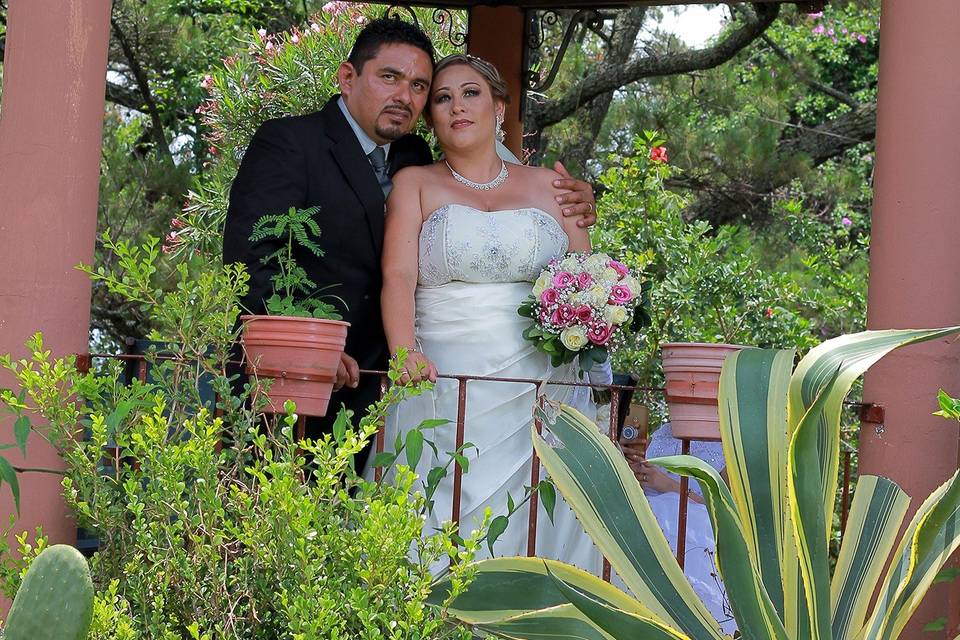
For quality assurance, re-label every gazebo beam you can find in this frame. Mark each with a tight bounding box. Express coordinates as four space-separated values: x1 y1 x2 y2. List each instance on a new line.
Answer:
860 1 960 637
467 6 526 155
0 0 113 560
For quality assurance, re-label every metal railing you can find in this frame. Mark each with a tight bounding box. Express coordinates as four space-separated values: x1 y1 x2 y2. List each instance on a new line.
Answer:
76 351 872 579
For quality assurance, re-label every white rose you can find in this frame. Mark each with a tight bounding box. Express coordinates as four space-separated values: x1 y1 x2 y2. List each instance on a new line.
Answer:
604 304 628 325
589 285 609 306
625 275 643 294
532 272 551 296
583 254 608 275
600 267 619 285
560 326 589 351
560 256 580 272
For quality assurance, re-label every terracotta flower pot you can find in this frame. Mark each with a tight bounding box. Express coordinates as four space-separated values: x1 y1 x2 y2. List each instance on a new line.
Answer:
661 342 745 441
240 315 350 418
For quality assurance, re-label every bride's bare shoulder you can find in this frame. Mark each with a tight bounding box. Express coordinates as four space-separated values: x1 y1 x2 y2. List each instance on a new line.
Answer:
392 164 440 186
511 163 565 192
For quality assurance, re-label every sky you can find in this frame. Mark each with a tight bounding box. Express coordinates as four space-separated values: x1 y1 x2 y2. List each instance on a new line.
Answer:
659 5 728 48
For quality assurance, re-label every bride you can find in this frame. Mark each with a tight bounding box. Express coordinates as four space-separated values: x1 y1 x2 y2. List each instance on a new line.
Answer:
364 53 602 575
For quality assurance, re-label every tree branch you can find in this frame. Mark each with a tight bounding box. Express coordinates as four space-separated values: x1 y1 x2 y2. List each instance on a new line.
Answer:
761 33 859 109
110 16 174 165
529 3 781 130
682 101 877 226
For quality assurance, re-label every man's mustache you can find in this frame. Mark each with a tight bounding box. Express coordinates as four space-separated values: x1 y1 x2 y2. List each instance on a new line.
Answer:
381 104 412 117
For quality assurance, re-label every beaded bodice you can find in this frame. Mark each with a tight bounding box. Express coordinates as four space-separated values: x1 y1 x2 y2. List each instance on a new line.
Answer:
418 204 568 287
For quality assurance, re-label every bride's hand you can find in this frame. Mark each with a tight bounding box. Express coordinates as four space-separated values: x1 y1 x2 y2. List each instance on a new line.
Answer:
400 349 438 385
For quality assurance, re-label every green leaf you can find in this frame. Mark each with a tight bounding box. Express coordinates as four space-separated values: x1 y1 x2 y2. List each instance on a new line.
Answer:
371 452 396 469
539 481 557 525
0 457 20 514
507 491 516 514
429 557 652 625
416 418 451 430
332 406 351 444
531 403 724 639
13 416 30 456
453 453 469 474
829 476 909 640
405 429 424 469
487 515 509 556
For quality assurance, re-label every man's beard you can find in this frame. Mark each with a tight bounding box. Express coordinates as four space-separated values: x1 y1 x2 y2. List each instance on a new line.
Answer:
375 122 408 141
375 105 413 141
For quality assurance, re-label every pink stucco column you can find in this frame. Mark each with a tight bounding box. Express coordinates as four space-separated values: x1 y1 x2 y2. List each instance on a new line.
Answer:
0 0 112 556
859 1 960 637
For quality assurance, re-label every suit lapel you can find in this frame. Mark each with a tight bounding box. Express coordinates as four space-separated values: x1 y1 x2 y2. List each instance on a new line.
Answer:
320 98 386 255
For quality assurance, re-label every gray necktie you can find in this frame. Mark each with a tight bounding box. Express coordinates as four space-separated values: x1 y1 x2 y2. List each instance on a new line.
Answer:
368 146 392 198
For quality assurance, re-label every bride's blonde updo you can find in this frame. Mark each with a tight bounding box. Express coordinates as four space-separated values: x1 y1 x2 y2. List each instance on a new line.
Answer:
429 54 511 109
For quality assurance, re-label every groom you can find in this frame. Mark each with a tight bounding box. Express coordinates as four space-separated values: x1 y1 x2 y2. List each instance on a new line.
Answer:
223 17 597 448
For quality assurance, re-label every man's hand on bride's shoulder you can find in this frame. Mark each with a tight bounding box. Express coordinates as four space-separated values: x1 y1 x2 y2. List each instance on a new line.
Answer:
400 349 438 385
551 161 597 229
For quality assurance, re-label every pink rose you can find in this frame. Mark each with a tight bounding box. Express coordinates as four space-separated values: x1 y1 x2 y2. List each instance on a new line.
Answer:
576 272 593 289
553 271 575 288
574 304 593 323
609 284 633 304
540 288 560 305
550 309 564 326
587 323 613 345
557 304 577 326
608 260 629 279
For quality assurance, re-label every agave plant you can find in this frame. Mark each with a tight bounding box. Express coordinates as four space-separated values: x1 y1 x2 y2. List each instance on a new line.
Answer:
429 328 960 639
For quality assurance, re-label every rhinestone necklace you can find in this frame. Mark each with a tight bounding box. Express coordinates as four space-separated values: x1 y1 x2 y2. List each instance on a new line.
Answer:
445 160 509 191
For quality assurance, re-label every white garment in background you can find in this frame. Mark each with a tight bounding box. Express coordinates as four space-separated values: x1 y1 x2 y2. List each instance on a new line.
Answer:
643 422 736 635
363 203 602 576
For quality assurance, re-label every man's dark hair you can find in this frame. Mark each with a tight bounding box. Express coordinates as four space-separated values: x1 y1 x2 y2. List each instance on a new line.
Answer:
348 17 435 74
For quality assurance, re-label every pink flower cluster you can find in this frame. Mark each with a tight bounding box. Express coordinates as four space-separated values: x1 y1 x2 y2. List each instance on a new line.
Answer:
525 252 640 358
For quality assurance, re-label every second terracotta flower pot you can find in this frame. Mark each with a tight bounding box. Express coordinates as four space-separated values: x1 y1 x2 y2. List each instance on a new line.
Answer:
661 342 745 441
240 315 350 418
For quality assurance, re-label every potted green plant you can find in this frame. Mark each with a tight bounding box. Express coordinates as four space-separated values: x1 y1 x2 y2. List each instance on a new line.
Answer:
241 205 349 417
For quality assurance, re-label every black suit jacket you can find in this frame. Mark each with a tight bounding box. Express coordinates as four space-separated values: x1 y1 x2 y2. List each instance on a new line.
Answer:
224 96 433 433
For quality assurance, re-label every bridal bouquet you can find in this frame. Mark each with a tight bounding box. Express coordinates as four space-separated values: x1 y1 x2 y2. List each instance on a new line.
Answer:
518 252 645 372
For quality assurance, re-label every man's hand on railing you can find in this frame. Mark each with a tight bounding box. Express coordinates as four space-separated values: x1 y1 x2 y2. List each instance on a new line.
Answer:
335 352 360 391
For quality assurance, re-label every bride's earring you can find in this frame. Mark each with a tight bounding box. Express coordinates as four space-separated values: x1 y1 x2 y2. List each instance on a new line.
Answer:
496 113 505 142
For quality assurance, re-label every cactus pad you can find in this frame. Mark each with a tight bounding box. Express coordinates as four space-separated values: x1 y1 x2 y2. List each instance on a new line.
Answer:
4 544 94 640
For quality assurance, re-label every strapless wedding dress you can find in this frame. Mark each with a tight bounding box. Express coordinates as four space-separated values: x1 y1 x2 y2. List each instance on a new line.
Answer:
364 203 602 575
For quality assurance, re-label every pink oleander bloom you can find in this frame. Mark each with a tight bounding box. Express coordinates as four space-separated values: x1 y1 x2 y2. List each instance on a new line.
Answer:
574 304 593 323
553 271 575 288
557 304 577 326
540 288 560 305
813 24 825 35
807 11 823 18
290 34 300 44
576 272 593 290
311 22 322 32
201 74 214 89
608 260 629 279
171 217 186 229
841 217 853 227
858 34 868 43
827 28 835 36
609 284 633 304
323 1 349 15
257 28 267 39
587 323 613 345
865 155 873 163
649 146 668 163
265 41 275 52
